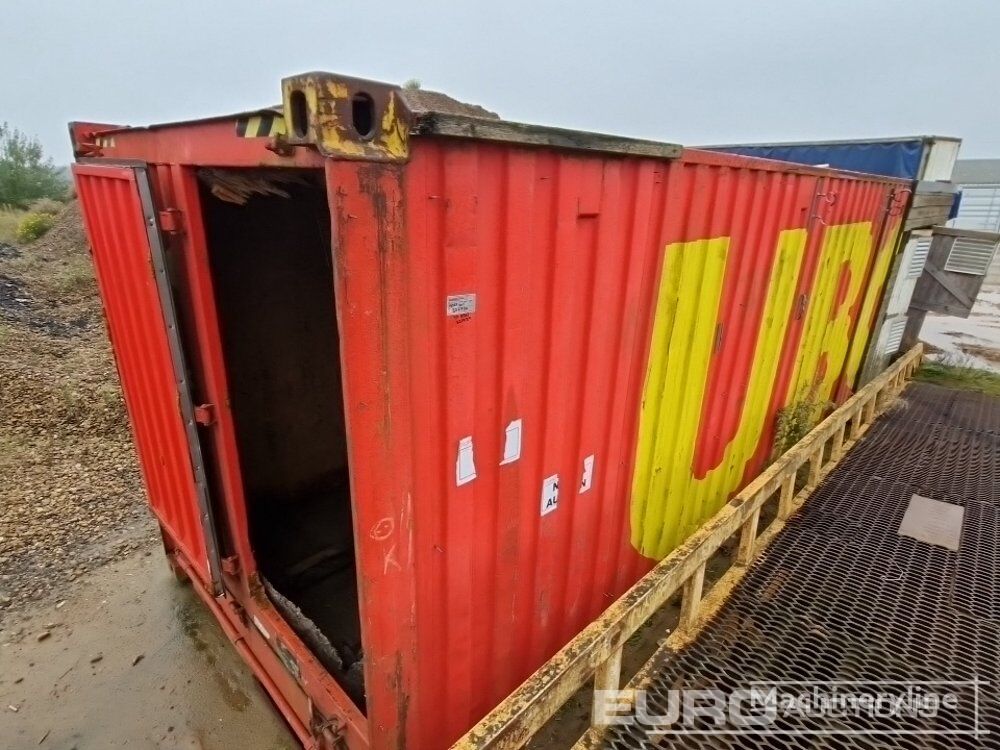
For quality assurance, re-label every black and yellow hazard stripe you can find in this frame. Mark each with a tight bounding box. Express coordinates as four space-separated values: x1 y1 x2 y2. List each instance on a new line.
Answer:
235 112 287 138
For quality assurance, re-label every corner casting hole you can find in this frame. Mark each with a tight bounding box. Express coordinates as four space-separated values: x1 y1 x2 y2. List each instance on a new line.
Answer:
351 93 375 139
290 90 309 138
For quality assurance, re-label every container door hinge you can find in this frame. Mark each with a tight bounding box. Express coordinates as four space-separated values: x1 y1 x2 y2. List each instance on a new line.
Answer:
158 208 184 234
227 597 248 625
310 702 345 749
194 403 216 426
221 555 240 575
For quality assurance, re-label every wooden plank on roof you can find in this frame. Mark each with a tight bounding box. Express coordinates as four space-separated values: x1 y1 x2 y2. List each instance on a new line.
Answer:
412 113 683 159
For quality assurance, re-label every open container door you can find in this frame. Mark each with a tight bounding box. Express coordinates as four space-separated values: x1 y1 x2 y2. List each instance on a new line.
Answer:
72 163 223 595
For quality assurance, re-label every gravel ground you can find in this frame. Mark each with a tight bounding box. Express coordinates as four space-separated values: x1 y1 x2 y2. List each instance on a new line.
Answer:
0 204 154 619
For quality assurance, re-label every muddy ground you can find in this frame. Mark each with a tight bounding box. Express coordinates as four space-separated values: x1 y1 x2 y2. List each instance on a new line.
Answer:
0 551 295 750
0 205 296 749
921 288 1000 371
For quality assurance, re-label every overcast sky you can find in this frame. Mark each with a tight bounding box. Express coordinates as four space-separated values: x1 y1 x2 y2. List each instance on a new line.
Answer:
4 0 999 164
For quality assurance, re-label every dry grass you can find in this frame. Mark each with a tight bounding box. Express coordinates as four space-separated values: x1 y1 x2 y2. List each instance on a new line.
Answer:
14 250 95 299
0 207 27 245
4 203 97 309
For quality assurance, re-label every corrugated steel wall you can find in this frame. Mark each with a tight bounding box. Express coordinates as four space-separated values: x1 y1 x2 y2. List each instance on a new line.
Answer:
326 144 903 748
73 165 211 585
630 166 900 563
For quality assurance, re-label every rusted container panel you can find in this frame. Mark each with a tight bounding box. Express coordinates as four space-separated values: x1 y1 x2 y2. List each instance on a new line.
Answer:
70 72 907 750
327 143 903 747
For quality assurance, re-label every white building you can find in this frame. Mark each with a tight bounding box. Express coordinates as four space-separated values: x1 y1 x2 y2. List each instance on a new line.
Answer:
950 159 1000 287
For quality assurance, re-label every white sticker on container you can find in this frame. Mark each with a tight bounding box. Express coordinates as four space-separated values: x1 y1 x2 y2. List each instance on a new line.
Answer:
251 615 271 641
456 436 477 486
580 454 595 493
540 474 560 516
446 294 477 316
500 419 523 465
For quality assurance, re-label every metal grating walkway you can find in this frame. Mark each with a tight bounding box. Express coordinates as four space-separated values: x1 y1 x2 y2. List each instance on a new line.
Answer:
602 383 999 749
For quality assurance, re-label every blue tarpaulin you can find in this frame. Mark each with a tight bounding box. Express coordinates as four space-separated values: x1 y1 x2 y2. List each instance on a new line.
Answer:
708 140 925 180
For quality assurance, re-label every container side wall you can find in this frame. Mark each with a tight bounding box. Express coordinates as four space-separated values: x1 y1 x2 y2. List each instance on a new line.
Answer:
330 141 905 750
628 162 815 560
399 143 670 744
330 141 669 747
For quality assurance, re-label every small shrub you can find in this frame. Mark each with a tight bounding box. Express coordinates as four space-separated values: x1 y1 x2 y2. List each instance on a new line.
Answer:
28 197 63 215
772 390 832 458
15 211 55 243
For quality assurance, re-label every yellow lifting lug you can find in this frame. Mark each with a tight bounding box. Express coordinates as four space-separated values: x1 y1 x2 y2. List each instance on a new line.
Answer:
280 72 410 162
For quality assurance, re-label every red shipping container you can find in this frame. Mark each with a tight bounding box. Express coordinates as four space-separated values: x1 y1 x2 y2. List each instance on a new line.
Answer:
70 72 908 749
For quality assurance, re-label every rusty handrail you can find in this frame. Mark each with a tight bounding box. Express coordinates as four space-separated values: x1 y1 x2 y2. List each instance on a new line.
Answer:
451 344 924 750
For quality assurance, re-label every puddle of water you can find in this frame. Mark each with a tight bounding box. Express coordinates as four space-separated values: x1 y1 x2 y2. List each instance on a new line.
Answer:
0 549 298 750
922 292 1000 373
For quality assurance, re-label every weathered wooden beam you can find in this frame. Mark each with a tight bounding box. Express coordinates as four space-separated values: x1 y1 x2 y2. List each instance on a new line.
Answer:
414 113 683 159
680 563 707 630
590 647 623 726
736 507 761 566
832 422 846 461
778 473 796 521
808 445 823 487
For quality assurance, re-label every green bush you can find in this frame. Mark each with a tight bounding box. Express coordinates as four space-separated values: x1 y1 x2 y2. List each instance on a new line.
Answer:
0 123 68 209
15 212 55 243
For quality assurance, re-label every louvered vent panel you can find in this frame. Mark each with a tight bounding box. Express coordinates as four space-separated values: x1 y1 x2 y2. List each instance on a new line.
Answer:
907 237 932 278
885 317 907 353
944 237 998 275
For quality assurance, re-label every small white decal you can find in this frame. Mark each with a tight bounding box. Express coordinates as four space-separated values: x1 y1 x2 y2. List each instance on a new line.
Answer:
540 474 560 516
446 294 477 317
456 436 477 486
251 615 271 641
580 454 595 493
500 419 523 465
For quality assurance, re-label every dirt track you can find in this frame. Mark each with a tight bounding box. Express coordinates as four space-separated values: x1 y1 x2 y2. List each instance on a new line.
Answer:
0 545 296 750
0 204 297 749
0 204 153 614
